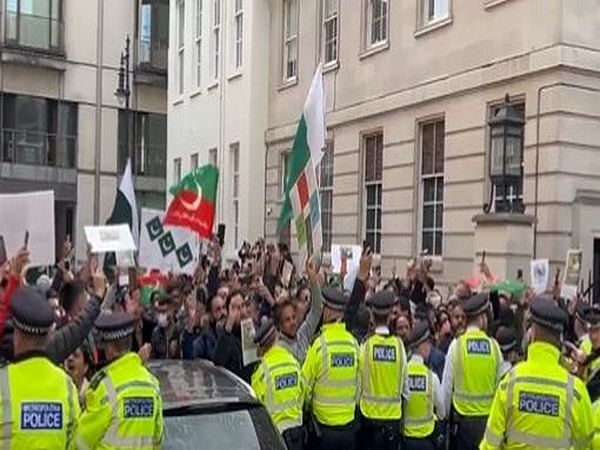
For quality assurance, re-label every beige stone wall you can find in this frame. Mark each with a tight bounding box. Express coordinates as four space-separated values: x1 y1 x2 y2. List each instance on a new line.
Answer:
265 0 600 287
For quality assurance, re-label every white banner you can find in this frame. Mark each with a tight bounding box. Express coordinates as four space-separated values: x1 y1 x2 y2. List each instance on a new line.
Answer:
331 244 362 275
0 191 55 266
138 208 199 275
241 318 259 366
530 259 549 295
561 249 583 300
85 225 136 254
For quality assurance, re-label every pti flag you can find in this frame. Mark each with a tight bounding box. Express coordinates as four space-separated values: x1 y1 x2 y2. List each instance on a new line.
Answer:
164 164 219 239
278 65 326 260
106 159 139 245
139 208 200 275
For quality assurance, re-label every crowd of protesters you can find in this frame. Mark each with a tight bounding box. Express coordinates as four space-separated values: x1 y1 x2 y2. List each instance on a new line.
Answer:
1 233 600 448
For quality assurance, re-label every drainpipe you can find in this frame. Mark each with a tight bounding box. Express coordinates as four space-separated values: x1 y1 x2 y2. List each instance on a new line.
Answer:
93 0 104 224
534 81 600 258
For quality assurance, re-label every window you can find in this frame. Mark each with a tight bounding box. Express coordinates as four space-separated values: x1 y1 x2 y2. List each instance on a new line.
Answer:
173 158 182 183
365 0 388 48
209 147 218 166
233 0 243 69
231 144 240 249
176 0 185 95
190 152 199 169
489 102 525 211
118 111 167 178
194 0 203 87
419 0 450 27
211 0 221 80
420 119 445 256
1 93 77 168
139 0 169 71
282 0 298 82
363 133 383 254
322 0 338 65
5 0 64 53
319 141 334 252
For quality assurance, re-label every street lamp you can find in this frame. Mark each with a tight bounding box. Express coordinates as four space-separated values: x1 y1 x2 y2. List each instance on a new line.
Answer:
115 35 132 166
484 94 525 214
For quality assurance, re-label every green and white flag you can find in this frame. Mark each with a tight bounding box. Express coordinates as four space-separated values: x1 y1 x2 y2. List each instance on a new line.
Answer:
278 65 326 261
106 158 139 245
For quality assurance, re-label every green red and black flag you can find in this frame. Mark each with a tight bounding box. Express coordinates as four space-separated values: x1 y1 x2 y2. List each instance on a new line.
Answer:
164 164 219 240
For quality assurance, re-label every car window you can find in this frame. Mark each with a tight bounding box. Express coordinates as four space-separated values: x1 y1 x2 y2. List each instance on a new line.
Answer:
163 407 286 450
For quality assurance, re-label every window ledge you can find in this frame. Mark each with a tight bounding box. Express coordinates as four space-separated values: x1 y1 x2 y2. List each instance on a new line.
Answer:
414 16 453 38
484 0 512 9
207 80 219 91
359 41 390 60
278 77 298 91
323 61 340 74
189 87 202 99
227 71 243 82
172 96 184 106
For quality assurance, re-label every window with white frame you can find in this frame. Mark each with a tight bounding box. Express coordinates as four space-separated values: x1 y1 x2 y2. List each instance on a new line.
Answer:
419 0 450 27
420 119 445 256
210 0 221 80
363 133 383 254
282 0 298 82
319 141 334 252
174 157 182 183
190 153 199 170
194 0 202 87
177 0 185 95
209 147 218 166
322 0 339 65
233 0 243 69
231 144 240 249
366 0 388 48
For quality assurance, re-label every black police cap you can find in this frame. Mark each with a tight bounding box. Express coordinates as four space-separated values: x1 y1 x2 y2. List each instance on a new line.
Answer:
94 311 135 342
322 287 347 312
575 303 592 323
253 319 277 347
463 293 489 318
366 290 397 315
585 305 600 329
11 286 54 336
495 326 518 353
529 297 568 333
408 321 430 349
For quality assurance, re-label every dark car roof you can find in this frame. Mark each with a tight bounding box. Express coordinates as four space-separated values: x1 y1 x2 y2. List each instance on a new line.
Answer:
148 360 257 410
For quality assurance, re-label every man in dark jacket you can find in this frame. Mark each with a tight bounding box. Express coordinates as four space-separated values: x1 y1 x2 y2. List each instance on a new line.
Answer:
192 295 225 361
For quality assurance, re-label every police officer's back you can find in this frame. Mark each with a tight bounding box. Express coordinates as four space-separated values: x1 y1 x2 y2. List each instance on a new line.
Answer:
404 321 446 450
358 290 407 450
251 320 304 450
441 294 502 450
75 312 163 449
0 287 80 448
302 287 359 450
480 297 594 449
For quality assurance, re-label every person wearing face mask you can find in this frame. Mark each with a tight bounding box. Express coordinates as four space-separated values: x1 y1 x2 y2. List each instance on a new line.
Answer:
150 296 173 360
441 293 502 450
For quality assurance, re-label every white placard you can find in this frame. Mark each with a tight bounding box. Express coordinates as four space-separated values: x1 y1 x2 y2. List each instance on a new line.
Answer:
0 191 55 266
138 208 200 275
561 249 583 300
241 318 259 366
331 244 362 274
530 259 549 295
84 224 136 253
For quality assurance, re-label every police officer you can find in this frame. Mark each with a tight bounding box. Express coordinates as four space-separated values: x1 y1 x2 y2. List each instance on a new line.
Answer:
404 321 446 450
302 287 359 450
576 303 592 355
358 290 407 450
75 311 164 449
495 327 519 380
441 293 502 450
0 287 80 448
251 319 304 450
480 297 594 449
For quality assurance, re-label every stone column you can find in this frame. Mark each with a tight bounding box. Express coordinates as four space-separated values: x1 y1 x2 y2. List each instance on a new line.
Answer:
472 213 535 282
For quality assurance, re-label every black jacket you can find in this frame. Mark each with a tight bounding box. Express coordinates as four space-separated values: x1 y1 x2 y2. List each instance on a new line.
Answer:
213 327 256 382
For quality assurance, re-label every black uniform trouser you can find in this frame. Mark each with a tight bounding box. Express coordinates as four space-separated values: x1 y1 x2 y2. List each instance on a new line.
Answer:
360 418 401 450
453 415 487 450
315 422 356 450
404 437 436 450
282 426 304 450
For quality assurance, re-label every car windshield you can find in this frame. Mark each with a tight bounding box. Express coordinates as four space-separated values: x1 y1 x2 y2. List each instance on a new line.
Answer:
162 405 285 450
